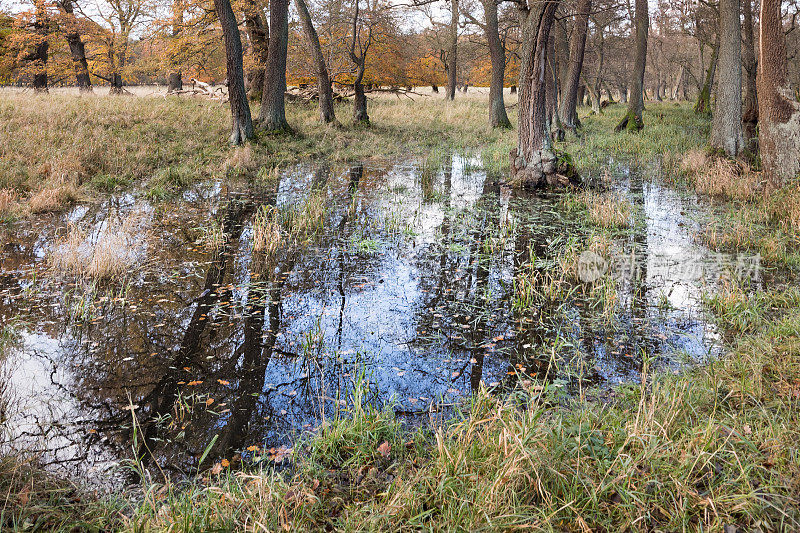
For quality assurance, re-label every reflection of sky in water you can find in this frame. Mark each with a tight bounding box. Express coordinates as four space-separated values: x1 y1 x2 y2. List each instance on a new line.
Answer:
0 155 747 485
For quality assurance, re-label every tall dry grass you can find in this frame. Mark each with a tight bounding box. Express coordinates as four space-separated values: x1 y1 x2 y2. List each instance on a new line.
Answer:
50 213 144 279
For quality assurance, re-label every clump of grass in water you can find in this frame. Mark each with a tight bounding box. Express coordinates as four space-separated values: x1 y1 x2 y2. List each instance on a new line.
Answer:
49 213 144 280
562 189 632 229
252 205 282 255
280 192 326 242
514 235 619 323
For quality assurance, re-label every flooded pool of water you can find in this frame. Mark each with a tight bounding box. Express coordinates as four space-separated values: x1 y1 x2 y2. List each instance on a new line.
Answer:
0 155 764 486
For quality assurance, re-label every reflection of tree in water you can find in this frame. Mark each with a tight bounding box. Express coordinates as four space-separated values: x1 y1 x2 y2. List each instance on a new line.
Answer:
411 156 518 393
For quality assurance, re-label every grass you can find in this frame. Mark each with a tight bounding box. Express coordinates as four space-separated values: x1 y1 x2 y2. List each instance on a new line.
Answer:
561 189 632 229
0 90 516 208
49 213 143 280
7 301 799 530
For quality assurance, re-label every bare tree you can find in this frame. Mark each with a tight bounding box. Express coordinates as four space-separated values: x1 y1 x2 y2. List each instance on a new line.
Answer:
243 0 268 100
167 0 185 92
464 0 511 127
445 0 459 100
348 0 372 123
741 0 758 141
21 0 50 92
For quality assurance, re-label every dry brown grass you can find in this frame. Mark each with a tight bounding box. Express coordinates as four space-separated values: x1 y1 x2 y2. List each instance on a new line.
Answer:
50 214 142 280
223 145 257 174
682 152 761 201
253 206 282 254
0 189 19 220
28 182 79 213
679 148 708 175
768 185 800 234
563 189 632 229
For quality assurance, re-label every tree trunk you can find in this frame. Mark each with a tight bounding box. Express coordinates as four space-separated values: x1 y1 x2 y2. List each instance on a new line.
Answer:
511 0 572 188
757 0 800 188
741 0 758 142
167 0 184 93
353 76 369 123
482 0 510 128
559 0 591 133
547 35 564 140
167 72 182 92
671 65 684 100
213 0 254 144
58 0 91 92
710 0 744 157
349 0 371 124
615 0 648 132
243 0 268 101
445 0 459 100
695 35 719 114
109 72 124 94
258 0 290 131
31 1 48 92
295 0 336 124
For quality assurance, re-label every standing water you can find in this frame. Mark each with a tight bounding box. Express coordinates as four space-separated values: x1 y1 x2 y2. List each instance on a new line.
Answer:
0 155 758 486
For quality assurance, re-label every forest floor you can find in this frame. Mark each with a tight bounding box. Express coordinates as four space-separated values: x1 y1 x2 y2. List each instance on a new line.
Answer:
1 92 800 531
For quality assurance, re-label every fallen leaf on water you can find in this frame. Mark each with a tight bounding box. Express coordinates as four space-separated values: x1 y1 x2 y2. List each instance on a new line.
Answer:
377 441 391 458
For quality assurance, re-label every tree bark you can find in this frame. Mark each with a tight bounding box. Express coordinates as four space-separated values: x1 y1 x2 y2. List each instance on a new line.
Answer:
482 0 510 128
31 0 49 92
445 0 459 100
213 0 255 144
559 0 591 133
243 0 268 101
109 72 124 94
741 0 758 141
58 0 91 92
757 0 800 187
295 0 336 124
614 0 648 132
710 0 744 157
511 0 572 188
547 34 563 139
258 0 290 131
167 0 185 92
